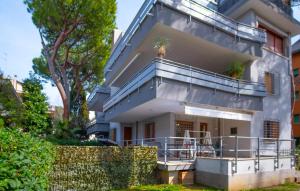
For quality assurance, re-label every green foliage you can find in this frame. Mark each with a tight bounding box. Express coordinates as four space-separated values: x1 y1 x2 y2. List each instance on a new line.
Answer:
226 61 245 79
0 128 55 191
24 0 117 121
153 37 170 49
0 78 23 127
22 74 51 135
46 136 104 146
70 84 89 129
0 118 4 128
49 146 158 191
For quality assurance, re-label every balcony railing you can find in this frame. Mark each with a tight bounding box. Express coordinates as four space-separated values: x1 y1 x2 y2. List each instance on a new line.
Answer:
103 58 266 111
118 136 295 174
219 0 293 16
104 0 267 75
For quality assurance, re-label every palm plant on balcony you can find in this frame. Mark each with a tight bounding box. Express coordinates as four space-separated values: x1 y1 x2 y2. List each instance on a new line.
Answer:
154 37 170 58
226 61 245 79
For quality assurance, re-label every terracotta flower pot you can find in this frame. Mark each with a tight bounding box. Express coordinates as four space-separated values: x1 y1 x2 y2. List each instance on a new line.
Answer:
157 46 166 58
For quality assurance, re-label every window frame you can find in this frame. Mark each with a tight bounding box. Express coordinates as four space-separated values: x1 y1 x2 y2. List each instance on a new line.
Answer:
258 24 284 55
263 120 280 140
294 114 300 124
294 68 299 78
144 122 155 140
295 91 300 100
264 72 275 95
230 127 238 135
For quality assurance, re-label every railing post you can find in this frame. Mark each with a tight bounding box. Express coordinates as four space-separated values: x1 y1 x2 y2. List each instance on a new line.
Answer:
257 137 260 172
220 136 223 159
141 138 144 146
235 135 238 173
276 138 280 169
194 138 197 159
164 137 168 166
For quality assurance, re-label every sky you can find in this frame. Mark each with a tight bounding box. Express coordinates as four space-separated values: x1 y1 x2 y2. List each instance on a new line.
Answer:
0 0 299 106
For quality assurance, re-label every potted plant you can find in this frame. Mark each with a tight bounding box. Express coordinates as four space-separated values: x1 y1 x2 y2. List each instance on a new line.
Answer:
153 37 170 58
226 61 245 79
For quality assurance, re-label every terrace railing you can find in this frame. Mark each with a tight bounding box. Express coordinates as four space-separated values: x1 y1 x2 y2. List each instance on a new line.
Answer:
218 0 293 16
103 58 266 111
120 136 296 173
104 0 266 74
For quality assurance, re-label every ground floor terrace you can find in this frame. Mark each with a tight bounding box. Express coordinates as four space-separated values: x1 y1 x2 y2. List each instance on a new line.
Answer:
109 112 296 190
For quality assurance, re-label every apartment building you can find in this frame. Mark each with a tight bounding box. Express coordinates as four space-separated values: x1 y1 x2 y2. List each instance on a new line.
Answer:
88 0 300 189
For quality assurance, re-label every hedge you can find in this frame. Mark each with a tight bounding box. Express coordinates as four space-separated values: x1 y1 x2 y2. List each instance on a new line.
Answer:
49 146 158 190
0 128 55 191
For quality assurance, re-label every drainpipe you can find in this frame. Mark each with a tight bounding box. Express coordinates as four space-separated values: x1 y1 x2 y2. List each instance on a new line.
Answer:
289 33 296 140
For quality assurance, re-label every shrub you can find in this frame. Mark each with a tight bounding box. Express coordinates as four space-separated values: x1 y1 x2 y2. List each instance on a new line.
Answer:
46 136 105 146
0 128 55 190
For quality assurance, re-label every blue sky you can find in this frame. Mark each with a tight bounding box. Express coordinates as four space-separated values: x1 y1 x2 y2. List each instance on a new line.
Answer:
0 0 299 106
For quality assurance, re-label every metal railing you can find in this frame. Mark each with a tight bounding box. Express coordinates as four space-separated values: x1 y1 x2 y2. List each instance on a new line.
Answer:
103 58 266 111
119 137 198 164
119 136 296 170
219 0 293 16
104 0 267 75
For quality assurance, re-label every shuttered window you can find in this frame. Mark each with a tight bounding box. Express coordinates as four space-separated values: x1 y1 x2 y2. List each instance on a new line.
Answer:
264 72 275 95
294 115 300 124
294 69 299 77
145 122 155 139
296 91 300 100
111 128 116 141
258 24 284 55
264 121 280 139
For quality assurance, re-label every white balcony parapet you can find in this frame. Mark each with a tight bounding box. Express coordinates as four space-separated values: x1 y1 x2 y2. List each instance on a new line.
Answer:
103 58 266 111
104 0 267 75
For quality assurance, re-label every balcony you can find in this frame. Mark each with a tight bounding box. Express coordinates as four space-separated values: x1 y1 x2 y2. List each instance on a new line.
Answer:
219 0 293 16
104 0 266 77
104 58 266 121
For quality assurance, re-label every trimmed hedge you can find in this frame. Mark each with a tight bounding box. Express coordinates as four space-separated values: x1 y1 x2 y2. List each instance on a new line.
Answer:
49 146 158 191
0 128 55 191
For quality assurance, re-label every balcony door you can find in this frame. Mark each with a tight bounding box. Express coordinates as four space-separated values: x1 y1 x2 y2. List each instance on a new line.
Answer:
124 127 132 146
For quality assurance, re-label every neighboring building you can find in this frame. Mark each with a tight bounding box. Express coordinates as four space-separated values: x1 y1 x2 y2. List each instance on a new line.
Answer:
88 0 300 190
292 39 300 143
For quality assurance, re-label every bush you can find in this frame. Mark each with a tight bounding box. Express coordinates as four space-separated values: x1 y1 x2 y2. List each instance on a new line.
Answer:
0 128 55 190
46 136 105 146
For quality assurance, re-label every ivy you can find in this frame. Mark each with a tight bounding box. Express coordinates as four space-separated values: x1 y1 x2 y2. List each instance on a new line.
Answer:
49 146 158 190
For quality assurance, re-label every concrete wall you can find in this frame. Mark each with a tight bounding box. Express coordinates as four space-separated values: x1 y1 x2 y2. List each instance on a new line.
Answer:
250 46 292 147
156 78 263 111
196 157 295 190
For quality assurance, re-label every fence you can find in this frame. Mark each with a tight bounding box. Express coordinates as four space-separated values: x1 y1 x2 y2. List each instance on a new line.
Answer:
119 136 296 166
49 146 158 191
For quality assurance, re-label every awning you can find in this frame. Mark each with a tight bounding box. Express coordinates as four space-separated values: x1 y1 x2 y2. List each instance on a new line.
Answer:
185 106 252 121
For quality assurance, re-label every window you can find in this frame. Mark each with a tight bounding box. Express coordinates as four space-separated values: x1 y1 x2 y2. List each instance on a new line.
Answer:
294 69 299 77
264 121 279 139
258 24 284 55
111 128 116 141
230 127 238 135
295 91 300 100
176 121 194 138
294 115 300 124
264 72 275 95
145 123 155 139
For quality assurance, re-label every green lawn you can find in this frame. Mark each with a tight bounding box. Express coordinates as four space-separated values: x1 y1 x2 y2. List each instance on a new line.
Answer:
117 183 300 191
